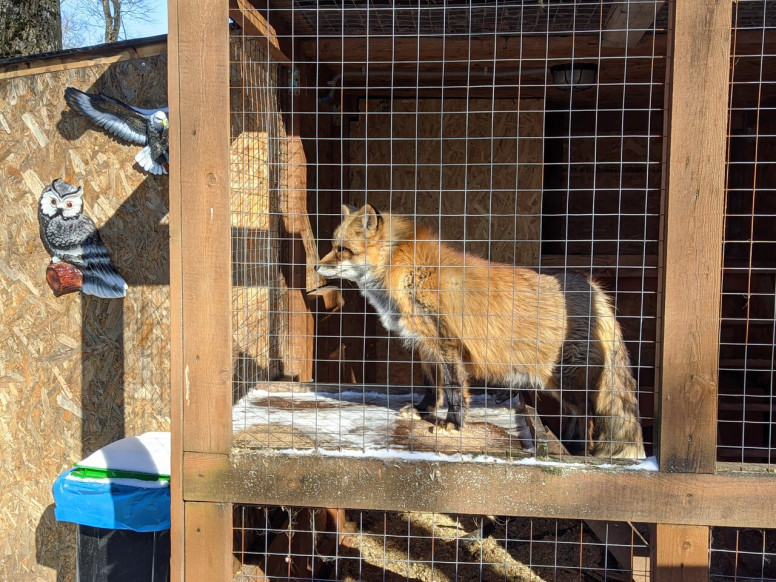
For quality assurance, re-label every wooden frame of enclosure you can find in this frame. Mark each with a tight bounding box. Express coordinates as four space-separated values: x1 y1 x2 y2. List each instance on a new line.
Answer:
168 0 776 580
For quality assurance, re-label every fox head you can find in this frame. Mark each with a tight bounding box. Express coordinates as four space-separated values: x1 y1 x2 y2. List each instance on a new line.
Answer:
315 203 384 284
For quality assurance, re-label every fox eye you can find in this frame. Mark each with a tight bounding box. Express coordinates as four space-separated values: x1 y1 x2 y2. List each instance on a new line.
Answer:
336 245 352 257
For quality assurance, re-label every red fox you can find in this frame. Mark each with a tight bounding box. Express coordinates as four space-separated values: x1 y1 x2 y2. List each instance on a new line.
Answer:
316 204 646 459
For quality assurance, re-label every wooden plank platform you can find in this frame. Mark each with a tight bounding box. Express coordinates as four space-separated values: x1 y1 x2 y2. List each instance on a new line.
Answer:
232 386 536 458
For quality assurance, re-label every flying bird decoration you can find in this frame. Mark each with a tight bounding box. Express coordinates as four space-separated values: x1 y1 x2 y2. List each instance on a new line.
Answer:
38 179 128 299
64 87 169 175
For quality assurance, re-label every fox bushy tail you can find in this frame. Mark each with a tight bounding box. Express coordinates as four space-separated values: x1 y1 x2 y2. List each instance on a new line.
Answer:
589 292 647 459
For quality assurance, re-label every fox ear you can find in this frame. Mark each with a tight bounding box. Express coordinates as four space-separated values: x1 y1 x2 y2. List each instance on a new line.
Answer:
361 204 381 233
342 204 358 216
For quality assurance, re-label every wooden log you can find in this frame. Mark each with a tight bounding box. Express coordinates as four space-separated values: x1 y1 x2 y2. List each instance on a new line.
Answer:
45 262 83 296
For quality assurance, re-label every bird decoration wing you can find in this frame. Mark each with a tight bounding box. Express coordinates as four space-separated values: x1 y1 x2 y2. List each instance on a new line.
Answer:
131 105 169 116
78 227 128 299
64 87 151 146
135 146 168 175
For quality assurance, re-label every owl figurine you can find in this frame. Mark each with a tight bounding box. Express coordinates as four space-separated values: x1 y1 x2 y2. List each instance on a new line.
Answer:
38 179 128 299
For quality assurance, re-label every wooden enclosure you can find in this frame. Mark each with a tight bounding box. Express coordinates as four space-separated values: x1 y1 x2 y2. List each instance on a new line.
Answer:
0 37 170 580
169 0 776 580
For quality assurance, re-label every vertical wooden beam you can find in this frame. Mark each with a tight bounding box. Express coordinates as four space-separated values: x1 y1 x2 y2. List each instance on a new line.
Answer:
168 1 183 579
169 0 233 579
652 525 710 582
282 63 326 382
655 0 731 577
657 0 731 473
173 0 232 456
185 502 234 581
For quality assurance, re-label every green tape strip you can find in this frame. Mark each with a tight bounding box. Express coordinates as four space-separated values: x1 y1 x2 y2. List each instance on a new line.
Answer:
72 465 170 482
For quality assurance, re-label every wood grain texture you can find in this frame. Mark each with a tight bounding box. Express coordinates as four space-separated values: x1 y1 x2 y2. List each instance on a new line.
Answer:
302 32 665 64
657 0 732 473
184 451 776 529
0 52 170 582
184 502 233 582
228 0 290 63
652 525 710 582
174 0 232 455
45 262 83 296
0 37 166 80
167 0 183 579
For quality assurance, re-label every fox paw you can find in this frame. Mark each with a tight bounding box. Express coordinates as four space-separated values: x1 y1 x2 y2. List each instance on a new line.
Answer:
398 404 422 420
434 419 461 433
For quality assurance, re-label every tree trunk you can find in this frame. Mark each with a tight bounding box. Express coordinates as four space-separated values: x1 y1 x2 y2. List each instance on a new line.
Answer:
101 0 121 43
0 0 62 59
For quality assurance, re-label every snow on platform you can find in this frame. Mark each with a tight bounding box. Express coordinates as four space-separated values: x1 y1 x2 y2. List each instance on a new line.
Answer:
232 387 531 457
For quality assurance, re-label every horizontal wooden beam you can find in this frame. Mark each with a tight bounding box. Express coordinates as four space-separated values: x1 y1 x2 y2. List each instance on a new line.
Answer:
229 0 291 64
300 33 668 65
0 36 167 80
184 451 776 528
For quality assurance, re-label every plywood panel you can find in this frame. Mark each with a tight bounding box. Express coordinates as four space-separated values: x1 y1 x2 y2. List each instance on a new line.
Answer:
0 55 169 581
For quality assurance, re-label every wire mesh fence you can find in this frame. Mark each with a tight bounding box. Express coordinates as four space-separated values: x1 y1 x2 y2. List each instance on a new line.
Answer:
718 0 776 467
227 1 671 462
233 504 651 581
710 527 776 580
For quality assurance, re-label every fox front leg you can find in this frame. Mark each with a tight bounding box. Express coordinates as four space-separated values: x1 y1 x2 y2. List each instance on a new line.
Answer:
398 363 443 421
417 363 444 418
438 360 470 431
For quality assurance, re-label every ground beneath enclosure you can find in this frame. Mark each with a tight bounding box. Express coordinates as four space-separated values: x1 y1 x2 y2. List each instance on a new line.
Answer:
234 509 651 582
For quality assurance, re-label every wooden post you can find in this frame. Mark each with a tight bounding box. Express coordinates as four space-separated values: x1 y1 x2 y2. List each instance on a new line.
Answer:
184 502 234 581
282 63 327 382
657 0 731 475
169 0 233 579
653 524 710 582
655 0 732 578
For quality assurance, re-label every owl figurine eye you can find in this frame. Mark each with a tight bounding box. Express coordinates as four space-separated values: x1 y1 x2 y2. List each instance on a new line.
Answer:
51 199 58 206
66 201 73 208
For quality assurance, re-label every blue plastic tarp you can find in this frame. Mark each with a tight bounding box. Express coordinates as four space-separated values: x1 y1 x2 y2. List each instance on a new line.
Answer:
53 469 170 532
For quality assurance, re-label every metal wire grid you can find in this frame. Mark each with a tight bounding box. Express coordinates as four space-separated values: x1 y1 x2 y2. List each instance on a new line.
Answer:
233 505 651 581
718 0 776 466
226 0 667 461
293 0 614 37
710 527 776 581
230 34 290 406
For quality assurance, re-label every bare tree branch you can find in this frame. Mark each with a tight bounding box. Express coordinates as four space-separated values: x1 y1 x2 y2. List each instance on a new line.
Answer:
62 0 156 45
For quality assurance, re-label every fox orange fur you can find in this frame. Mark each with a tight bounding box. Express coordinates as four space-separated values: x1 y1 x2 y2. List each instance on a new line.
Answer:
316 204 646 459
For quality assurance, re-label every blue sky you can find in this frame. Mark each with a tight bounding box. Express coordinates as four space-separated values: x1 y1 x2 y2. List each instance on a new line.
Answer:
123 0 169 40
62 0 169 48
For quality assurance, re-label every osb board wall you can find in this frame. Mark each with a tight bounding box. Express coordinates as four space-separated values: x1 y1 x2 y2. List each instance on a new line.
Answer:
346 98 544 386
229 36 289 399
0 54 169 581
